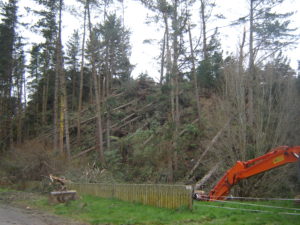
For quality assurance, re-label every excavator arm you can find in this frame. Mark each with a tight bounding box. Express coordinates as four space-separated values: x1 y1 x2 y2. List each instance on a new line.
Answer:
209 146 300 200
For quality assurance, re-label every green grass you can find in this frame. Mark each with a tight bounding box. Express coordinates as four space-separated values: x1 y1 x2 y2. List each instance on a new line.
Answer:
1 187 299 225
0 187 13 192
28 194 300 225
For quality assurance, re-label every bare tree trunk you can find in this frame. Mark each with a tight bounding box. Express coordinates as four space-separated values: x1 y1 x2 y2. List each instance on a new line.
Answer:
163 12 173 182
200 0 208 60
160 31 166 85
43 69 50 125
164 14 171 84
77 4 87 145
248 0 254 127
167 144 174 182
9 119 13 147
173 0 180 175
57 0 70 159
42 71 47 124
16 69 24 144
167 14 175 123
54 51 59 151
238 28 247 160
8 76 13 147
105 45 111 150
35 69 39 129
239 28 246 76
22 72 27 139
188 23 201 124
71 70 76 111
42 48 50 126
87 1 105 166
121 0 125 27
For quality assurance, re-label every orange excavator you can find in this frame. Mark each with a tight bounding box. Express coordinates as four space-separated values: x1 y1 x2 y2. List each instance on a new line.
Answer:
194 146 300 201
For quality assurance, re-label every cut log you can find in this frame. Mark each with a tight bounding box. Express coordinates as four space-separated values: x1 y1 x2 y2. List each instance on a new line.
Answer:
138 102 153 112
118 116 140 129
179 118 199 136
112 99 136 111
72 146 96 159
49 190 78 204
142 134 154 146
120 113 136 123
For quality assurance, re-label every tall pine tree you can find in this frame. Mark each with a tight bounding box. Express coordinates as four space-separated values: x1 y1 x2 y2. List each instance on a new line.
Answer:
0 0 18 150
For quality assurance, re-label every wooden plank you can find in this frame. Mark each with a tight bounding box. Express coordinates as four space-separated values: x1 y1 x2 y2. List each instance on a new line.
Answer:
50 191 76 195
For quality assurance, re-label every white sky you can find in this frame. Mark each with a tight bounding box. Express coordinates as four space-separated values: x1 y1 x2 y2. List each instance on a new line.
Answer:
3 0 300 80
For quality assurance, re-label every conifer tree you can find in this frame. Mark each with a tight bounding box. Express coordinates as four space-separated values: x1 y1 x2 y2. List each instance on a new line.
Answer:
0 0 18 150
27 44 42 128
13 37 26 144
97 13 132 150
32 0 58 136
197 29 223 91
238 0 297 126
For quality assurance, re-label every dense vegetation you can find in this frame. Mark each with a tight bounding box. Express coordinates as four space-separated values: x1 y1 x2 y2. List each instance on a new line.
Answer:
0 0 299 199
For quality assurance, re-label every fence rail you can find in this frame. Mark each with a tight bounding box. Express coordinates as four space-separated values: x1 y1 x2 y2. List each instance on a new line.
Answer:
68 183 193 209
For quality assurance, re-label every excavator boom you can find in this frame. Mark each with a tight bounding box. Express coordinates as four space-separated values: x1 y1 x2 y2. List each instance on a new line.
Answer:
208 146 300 200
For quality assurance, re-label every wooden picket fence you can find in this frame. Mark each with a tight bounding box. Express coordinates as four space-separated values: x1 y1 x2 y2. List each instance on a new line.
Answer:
68 183 193 209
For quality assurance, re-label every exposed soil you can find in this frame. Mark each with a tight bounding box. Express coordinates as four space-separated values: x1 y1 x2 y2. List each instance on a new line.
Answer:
0 191 88 225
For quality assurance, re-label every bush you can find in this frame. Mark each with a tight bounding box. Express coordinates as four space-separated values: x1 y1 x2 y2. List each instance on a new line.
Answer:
1 140 66 183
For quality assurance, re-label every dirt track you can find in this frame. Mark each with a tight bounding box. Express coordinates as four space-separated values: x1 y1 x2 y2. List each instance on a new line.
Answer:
0 191 88 225
0 203 88 225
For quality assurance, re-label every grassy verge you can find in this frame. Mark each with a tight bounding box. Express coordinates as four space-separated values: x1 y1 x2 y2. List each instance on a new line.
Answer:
31 195 300 225
0 187 13 192
1 188 299 224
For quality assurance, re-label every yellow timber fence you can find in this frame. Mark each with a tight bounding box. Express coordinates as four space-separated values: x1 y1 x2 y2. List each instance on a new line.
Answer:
68 183 193 209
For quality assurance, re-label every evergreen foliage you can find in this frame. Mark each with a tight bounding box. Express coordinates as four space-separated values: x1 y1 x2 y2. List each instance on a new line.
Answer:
0 0 18 150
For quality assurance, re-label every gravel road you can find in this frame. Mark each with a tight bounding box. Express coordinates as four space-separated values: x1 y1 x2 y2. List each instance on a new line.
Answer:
0 203 87 225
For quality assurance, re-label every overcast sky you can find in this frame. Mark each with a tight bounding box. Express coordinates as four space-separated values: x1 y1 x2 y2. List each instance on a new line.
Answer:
3 0 300 80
